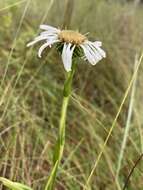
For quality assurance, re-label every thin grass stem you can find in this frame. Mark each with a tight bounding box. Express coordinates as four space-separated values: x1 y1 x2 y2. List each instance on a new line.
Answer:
116 54 139 181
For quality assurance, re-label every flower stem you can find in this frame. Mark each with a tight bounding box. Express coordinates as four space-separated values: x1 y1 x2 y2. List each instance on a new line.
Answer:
45 61 76 190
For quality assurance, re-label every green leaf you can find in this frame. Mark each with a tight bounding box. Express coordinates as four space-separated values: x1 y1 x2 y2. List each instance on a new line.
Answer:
0 177 33 190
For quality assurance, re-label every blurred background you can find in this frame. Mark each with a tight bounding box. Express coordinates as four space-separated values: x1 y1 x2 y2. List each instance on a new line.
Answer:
0 0 143 189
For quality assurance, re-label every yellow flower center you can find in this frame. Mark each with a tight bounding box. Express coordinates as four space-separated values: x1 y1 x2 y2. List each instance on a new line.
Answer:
59 30 87 45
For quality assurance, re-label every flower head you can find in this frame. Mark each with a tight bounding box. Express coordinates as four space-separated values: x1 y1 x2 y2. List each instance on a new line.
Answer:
27 25 106 72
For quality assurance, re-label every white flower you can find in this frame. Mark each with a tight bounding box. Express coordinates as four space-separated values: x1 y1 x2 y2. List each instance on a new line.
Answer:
27 24 106 72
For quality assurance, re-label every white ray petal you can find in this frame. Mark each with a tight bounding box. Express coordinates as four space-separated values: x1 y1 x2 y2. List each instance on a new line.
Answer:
81 40 106 65
40 25 60 33
81 44 101 65
62 43 75 72
91 41 106 58
38 40 59 58
80 45 89 61
40 31 58 36
27 33 59 47
86 43 102 61
27 40 38 47
93 41 102 47
35 35 58 43
62 43 68 64
27 36 47 47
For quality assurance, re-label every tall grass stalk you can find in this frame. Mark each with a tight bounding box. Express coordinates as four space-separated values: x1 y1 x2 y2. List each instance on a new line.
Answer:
62 0 74 28
116 54 139 181
45 61 76 190
0 0 27 12
1 0 31 86
83 53 143 190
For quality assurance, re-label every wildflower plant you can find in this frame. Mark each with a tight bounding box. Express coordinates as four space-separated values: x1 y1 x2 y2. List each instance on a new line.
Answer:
27 25 106 72
0 25 106 190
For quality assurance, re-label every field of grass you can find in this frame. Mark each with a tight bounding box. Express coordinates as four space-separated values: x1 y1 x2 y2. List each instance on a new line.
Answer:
0 0 143 189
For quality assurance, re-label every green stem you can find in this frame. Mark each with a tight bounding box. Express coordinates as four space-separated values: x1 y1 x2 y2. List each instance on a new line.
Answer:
45 61 76 190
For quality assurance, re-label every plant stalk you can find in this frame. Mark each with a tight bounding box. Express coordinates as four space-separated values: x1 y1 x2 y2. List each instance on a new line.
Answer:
45 61 76 190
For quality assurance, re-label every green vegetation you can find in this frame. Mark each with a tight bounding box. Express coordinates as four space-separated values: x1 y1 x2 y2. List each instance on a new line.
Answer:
0 0 143 189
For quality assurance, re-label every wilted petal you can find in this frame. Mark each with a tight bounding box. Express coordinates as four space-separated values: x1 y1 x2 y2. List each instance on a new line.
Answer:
27 36 50 47
91 41 106 58
62 43 75 72
40 31 58 37
93 41 102 47
27 33 59 47
40 25 60 33
38 40 59 58
80 44 99 65
81 40 106 65
87 43 103 61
